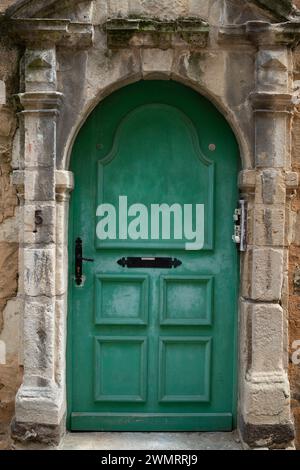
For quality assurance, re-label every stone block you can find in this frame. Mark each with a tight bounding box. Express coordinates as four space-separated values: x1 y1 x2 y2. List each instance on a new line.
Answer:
255 114 288 168
23 299 55 378
242 374 292 427
285 171 299 189
23 248 55 297
25 49 56 93
255 169 286 205
238 169 256 191
250 248 284 301
240 415 294 449
14 383 65 427
252 205 285 246
23 203 56 245
24 169 55 202
256 49 289 93
24 114 56 168
142 49 174 79
251 303 284 373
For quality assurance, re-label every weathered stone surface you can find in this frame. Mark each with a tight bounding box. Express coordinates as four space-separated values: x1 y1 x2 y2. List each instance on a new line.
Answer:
23 203 56 245
255 169 286 205
0 242 18 322
0 298 22 448
251 303 284 372
15 382 65 426
255 114 289 168
142 49 174 78
24 169 55 202
240 416 295 449
251 206 285 246
23 115 56 168
23 248 55 297
256 49 289 93
23 299 55 381
242 373 292 423
1 0 300 450
25 48 56 93
0 110 14 142
238 170 256 192
0 152 17 223
0 359 22 450
11 416 65 448
250 248 284 301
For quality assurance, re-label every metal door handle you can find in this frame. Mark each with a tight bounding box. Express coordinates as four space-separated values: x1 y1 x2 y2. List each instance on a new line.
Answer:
117 257 182 269
75 237 94 285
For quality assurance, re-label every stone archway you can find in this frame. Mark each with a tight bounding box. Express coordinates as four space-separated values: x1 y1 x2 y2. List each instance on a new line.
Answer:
2 0 299 448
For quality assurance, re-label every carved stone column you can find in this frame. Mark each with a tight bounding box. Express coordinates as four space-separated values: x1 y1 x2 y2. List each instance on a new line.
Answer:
218 19 300 449
12 47 66 442
7 16 93 444
240 40 296 448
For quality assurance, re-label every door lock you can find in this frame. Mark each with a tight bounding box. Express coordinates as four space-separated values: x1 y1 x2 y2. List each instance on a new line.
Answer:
232 200 247 252
75 237 94 286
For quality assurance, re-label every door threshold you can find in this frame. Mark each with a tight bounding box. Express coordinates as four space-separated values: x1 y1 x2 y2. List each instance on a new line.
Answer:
59 431 242 450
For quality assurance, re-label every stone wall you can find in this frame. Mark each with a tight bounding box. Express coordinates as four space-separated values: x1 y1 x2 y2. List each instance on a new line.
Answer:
0 0 300 450
0 33 21 449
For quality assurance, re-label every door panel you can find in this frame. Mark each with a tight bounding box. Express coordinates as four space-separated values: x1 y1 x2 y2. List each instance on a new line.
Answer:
68 80 239 431
96 103 214 250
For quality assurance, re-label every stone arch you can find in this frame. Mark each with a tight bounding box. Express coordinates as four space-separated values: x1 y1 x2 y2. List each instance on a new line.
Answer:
62 74 251 171
6 0 297 450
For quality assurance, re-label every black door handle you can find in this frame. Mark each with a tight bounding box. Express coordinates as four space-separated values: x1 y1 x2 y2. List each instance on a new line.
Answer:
75 237 94 285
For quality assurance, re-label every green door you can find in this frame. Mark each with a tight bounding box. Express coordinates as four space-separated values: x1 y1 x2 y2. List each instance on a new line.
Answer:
68 81 239 431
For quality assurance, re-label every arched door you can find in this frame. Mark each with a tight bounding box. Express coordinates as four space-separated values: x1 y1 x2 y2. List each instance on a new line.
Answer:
68 81 239 431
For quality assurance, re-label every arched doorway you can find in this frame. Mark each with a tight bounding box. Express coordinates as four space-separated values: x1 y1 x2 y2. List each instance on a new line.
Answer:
67 80 240 431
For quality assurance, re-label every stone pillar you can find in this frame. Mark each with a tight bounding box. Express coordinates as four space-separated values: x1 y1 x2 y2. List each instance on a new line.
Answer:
55 170 74 390
239 45 296 448
5 16 93 446
12 47 65 444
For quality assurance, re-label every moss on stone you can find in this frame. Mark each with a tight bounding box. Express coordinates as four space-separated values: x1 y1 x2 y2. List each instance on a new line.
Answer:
104 17 209 49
